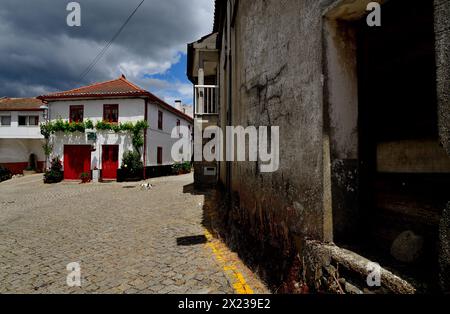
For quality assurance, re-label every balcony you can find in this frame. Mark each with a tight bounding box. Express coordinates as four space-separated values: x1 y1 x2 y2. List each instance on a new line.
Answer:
194 85 218 115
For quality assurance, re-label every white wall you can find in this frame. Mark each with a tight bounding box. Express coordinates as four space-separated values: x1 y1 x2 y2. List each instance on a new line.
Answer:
48 98 144 170
49 98 145 123
0 111 44 139
50 132 134 171
0 139 45 163
47 98 193 170
146 101 193 166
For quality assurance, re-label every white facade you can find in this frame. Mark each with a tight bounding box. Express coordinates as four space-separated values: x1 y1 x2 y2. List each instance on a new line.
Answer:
0 138 45 163
0 110 43 139
47 97 192 173
0 110 45 172
147 102 192 166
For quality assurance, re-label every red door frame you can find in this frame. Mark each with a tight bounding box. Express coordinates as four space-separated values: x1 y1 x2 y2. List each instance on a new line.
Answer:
102 145 119 180
63 145 91 180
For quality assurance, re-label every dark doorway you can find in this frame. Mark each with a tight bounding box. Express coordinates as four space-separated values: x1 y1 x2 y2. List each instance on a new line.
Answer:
356 0 448 290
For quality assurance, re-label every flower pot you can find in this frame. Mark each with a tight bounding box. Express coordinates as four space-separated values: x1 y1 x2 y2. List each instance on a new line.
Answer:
80 177 91 184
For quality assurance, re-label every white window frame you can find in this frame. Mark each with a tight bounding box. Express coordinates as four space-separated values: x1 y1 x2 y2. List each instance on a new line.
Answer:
18 115 39 127
0 115 11 126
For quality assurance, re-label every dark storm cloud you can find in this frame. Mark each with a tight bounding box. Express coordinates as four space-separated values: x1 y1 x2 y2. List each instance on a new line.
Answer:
0 0 214 97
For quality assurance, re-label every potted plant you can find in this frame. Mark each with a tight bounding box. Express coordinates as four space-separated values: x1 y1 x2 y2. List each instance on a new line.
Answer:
43 157 63 184
80 172 91 184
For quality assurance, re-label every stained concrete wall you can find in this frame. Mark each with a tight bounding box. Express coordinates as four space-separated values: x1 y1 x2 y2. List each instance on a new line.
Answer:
435 0 450 293
212 0 449 291
435 0 450 155
217 0 341 266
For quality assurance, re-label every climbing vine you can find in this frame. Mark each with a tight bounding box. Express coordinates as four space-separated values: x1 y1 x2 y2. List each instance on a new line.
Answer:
40 119 149 153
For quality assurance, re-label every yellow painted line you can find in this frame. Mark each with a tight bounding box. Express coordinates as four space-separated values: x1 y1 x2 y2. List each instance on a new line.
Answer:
204 230 254 294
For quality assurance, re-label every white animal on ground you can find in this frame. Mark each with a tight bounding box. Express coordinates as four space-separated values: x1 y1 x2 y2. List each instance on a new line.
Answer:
140 183 153 190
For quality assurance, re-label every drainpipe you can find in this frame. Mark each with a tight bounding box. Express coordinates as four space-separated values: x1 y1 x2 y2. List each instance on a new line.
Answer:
226 0 232 196
143 97 148 180
39 101 50 171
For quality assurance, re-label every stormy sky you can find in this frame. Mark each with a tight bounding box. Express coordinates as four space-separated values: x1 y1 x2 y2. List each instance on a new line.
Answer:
0 0 214 105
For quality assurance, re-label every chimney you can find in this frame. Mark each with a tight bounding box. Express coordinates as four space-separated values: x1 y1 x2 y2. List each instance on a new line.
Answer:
174 100 182 109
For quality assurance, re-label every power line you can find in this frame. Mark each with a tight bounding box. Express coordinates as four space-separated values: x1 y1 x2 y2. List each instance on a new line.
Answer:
78 0 146 83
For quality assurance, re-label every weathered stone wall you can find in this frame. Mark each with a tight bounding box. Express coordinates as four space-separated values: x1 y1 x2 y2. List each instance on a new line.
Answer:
439 203 450 293
213 0 449 291
216 0 339 285
434 0 450 293
435 0 450 155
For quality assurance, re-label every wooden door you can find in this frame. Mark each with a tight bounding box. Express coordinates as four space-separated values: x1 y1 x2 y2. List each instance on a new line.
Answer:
102 145 119 180
64 145 91 180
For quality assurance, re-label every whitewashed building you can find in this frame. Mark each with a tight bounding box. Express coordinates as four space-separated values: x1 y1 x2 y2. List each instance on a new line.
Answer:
38 75 193 180
0 98 45 174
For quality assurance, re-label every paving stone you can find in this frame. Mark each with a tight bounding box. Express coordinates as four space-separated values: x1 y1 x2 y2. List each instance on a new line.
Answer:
0 174 267 294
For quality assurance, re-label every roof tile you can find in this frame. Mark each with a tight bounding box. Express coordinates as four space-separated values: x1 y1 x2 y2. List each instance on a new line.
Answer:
0 97 44 111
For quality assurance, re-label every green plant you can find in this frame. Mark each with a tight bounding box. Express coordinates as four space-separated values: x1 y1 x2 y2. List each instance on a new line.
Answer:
119 122 134 132
40 123 53 139
43 157 63 184
40 119 149 157
84 119 94 129
67 121 85 133
42 142 53 157
80 172 91 183
0 166 12 182
172 161 191 174
181 161 192 172
94 120 113 131
53 119 66 132
172 162 182 173
40 124 53 170
130 120 148 154
121 151 143 177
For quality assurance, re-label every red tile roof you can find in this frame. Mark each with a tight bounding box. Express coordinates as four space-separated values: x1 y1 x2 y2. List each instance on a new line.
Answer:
38 75 193 122
38 75 148 99
0 97 44 111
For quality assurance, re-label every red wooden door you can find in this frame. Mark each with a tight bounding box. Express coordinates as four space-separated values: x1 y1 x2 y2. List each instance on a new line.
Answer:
64 145 91 180
102 145 119 179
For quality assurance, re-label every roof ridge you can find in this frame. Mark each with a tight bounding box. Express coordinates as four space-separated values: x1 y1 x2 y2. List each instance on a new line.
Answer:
147 91 193 122
119 76 145 91
45 76 126 96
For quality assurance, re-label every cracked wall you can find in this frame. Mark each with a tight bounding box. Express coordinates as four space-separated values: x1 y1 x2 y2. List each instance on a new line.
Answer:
435 0 450 293
213 0 449 291
216 0 339 286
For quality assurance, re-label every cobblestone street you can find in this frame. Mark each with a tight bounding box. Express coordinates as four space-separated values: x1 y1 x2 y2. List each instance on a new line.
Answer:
0 174 268 294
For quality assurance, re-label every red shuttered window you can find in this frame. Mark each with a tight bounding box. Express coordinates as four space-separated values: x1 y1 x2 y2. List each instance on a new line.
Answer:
69 105 84 123
103 104 119 123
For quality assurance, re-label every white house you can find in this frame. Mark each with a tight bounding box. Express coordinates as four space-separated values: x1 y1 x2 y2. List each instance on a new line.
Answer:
37 75 193 181
0 97 46 174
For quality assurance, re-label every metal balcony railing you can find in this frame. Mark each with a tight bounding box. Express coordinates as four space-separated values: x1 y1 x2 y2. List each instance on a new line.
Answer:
194 85 218 115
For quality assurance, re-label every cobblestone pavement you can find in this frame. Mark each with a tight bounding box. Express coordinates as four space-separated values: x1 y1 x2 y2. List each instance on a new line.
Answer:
0 174 268 294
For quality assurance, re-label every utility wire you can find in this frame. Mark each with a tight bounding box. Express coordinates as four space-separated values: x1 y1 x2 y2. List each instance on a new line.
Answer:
78 0 146 83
